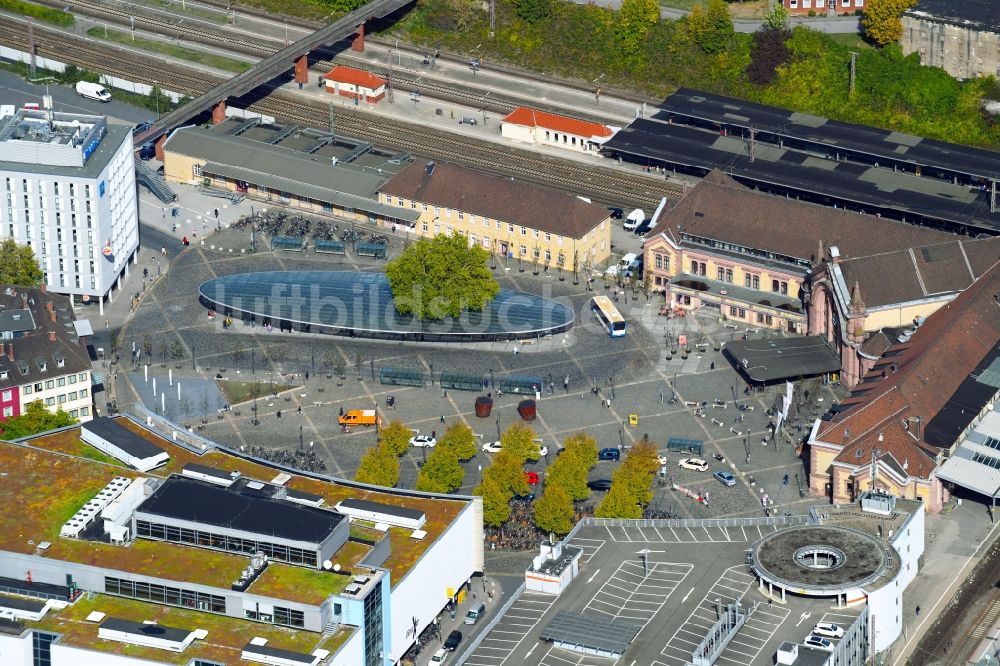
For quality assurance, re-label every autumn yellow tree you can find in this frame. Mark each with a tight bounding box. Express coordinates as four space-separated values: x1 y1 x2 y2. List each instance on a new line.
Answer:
862 0 915 46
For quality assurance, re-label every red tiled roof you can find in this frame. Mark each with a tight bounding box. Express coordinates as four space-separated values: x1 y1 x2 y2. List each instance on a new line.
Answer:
817 263 1000 479
502 106 613 139
323 65 386 90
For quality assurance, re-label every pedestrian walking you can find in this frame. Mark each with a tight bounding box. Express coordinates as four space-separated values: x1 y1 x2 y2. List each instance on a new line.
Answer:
439 414 445 423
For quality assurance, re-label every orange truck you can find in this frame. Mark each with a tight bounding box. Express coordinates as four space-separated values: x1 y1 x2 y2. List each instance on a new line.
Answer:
338 409 380 427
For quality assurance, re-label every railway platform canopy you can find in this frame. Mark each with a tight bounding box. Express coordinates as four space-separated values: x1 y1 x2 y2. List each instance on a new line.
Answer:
658 88 1000 183
604 119 1000 236
198 271 575 342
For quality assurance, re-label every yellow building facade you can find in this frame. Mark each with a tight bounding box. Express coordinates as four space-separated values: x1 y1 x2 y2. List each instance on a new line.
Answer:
378 160 612 272
645 233 807 333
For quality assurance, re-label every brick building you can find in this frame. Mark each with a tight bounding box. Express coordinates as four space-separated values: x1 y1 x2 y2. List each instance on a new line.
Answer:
808 264 1000 511
0 284 93 423
781 0 863 17
643 171 952 335
806 235 1000 386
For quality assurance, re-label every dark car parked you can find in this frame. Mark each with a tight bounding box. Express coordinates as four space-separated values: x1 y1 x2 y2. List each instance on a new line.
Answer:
607 206 624 219
139 141 156 160
444 630 463 651
598 447 620 462
587 479 613 491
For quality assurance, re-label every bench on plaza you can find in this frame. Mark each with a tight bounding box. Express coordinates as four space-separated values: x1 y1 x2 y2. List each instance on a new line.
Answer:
272 236 305 252
356 242 387 259
380 367 424 387
314 239 346 255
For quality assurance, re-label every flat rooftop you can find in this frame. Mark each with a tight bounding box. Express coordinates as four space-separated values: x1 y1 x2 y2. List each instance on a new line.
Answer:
604 119 1000 234
723 337 842 383
1 416 468 604
24 593 353 665
137 476 344 543
658 87 1000 181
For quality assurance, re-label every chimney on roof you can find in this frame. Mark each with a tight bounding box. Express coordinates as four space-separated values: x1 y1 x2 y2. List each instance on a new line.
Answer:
5 343 12 362
48 330 56 342
425 161 435 176
50 309 56 323
46 301 53 312
878 432 884 442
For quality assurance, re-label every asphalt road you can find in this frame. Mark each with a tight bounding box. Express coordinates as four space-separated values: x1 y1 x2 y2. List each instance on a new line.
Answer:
567 0 863 33
0 69 153 124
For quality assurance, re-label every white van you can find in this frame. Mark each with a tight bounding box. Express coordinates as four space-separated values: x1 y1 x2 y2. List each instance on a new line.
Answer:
622 209 645 232
464 602 486 625
76 81 111 102
606 252 638 276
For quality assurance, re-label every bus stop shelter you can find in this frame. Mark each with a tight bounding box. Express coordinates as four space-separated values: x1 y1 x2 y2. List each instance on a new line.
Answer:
356 242 387 259
314 240 345 255
500 375 544 395
440 372 486 391
380 367 424 387
271 236 305 251
668 437 703 455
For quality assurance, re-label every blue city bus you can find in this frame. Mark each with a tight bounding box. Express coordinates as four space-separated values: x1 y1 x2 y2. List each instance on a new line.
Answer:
591 295 625 337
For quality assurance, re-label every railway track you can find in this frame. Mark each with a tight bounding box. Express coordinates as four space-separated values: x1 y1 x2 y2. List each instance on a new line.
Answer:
2 16 676 206
30 0 630 123
911 535 1000 666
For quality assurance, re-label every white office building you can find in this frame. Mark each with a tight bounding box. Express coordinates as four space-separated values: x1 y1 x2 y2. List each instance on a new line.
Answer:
0 108 139 314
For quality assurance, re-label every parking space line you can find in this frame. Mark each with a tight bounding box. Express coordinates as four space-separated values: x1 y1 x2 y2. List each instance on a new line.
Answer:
669 526 682 541
685 527 698 541
654 526 667 541
701 526 715 541
464 593 558 666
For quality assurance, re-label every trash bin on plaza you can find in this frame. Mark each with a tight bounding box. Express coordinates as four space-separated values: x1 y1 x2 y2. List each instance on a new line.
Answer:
475 397 493 418
517 399 536 421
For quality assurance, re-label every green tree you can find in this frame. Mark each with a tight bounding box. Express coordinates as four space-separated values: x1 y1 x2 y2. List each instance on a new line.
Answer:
141 334 153 359
616 0 660 60
595 484 641 518
686 0 733 54
489 450 530 496
438 422 477 461
514 0 552 24
0 239 43 286
762 3 790 31
385 233 499 320
533 484 575 535
0 400 77 440
354 444 399 487
476 474 512 527
416 448 465 493
379 420 412 456
747 27 792 85
862 0 915 46
500 423 540 463
545 433 598 501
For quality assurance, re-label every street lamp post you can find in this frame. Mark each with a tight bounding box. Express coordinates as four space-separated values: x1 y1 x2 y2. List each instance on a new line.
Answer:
495 416 501 440
154 80 160 120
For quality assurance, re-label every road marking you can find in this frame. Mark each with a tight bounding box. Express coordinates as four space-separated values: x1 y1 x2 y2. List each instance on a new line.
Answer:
682 587 694 603
525 644 537 658
795 611 811 626
587 569 601 583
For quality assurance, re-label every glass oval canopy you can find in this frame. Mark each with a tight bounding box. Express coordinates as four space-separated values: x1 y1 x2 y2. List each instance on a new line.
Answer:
199 271 575 341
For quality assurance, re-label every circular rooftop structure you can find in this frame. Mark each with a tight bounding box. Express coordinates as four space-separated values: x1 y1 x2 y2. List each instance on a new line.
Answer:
749 525 899 597
198 271 575 342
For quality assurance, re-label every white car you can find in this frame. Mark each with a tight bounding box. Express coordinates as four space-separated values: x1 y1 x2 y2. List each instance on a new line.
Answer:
482 441 503 453
537 445 548 457
409 435 437 448
430 647 448 664
657 454 668 466
678 458 709 471
812 622 844 639
803 635 834 652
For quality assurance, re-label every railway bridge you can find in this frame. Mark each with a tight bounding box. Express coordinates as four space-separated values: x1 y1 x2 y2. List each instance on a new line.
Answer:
137 0 414 157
